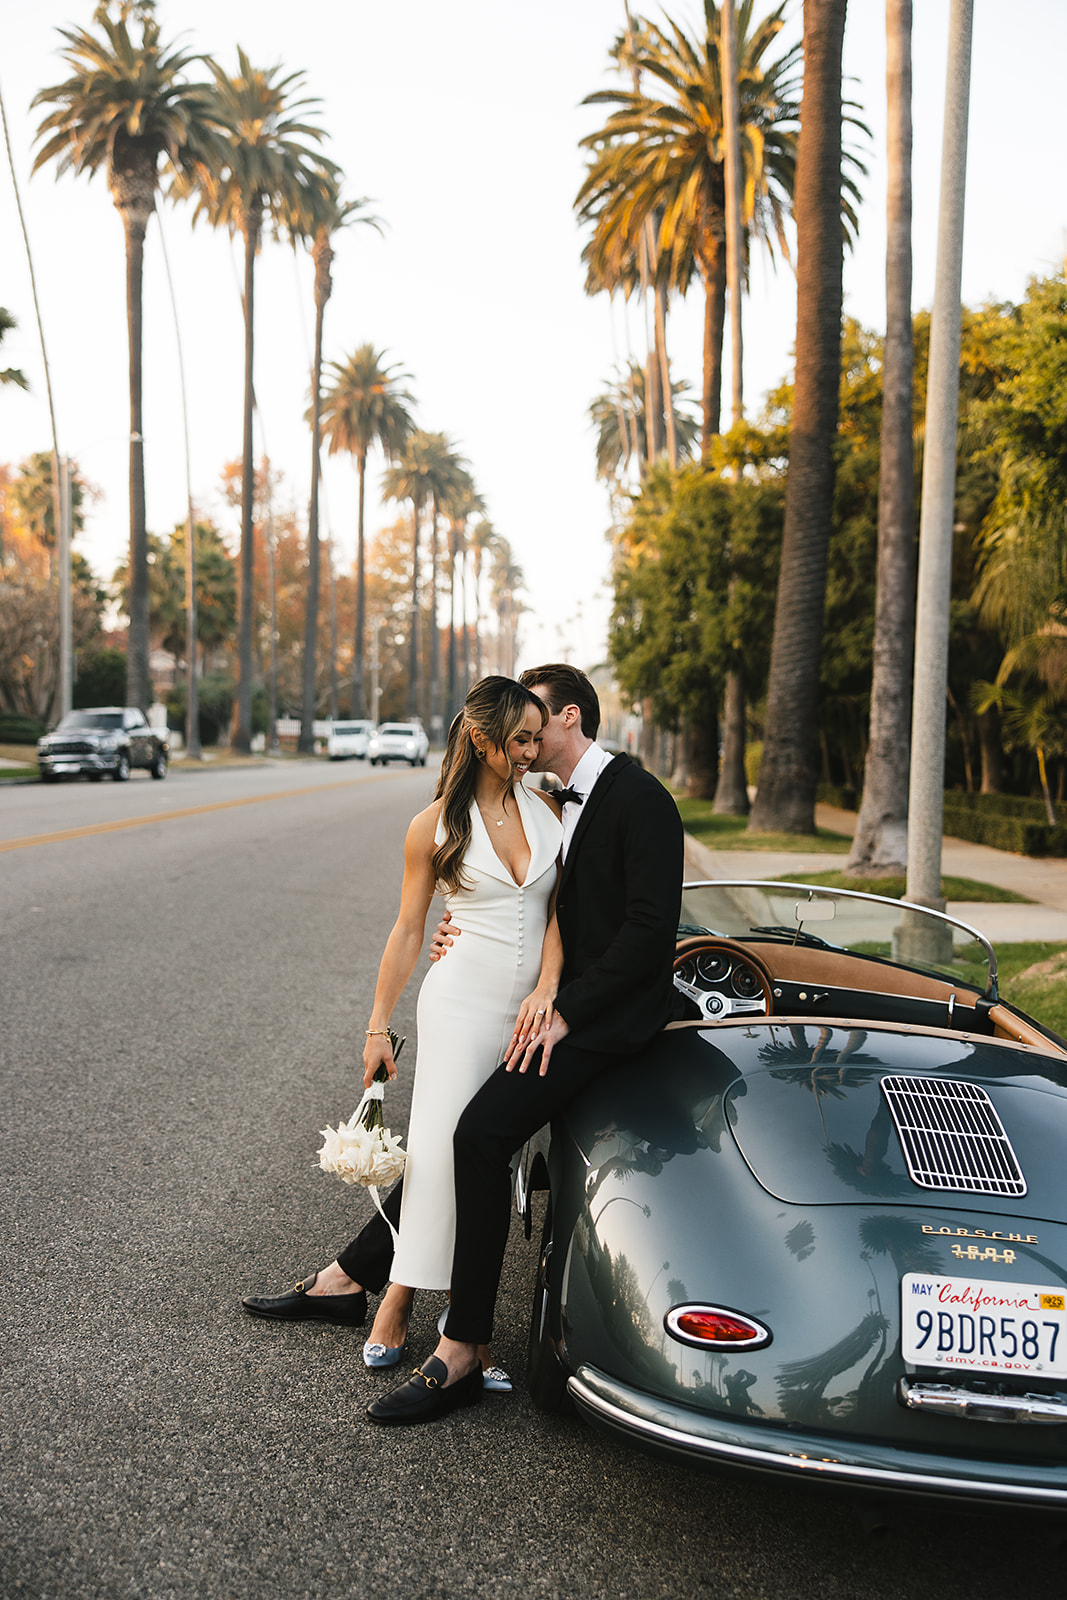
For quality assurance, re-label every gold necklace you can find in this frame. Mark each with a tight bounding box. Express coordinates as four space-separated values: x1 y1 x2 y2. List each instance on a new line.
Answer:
478 797 508 828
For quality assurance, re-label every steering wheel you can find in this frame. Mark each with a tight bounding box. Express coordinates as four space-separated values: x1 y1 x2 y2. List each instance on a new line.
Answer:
672 939 773 1021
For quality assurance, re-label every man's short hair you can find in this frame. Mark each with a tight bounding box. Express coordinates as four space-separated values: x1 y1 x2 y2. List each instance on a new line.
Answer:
519 663 600 740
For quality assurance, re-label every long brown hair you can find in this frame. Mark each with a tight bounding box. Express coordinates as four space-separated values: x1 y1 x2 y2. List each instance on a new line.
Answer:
432 676 547 893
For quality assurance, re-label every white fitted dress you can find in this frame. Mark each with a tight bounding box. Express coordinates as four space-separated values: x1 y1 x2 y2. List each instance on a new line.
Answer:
389 783 562 1290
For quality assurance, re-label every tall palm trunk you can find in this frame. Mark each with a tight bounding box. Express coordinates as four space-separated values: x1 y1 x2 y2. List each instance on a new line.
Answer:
299 228 332 753
847 0 915 875
699 218 727 450
427 492 440 730
447 535 457 722
655 279 677 468
233 198 262 753
461 544 471 698
353 448 368 716
749 0 848 834
110 136 155 712
407 494 423 718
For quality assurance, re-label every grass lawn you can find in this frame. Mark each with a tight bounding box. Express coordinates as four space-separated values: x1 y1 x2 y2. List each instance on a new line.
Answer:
676 797 851 854
996 942 1067 1039
0 744 35 781
767 869 1030 905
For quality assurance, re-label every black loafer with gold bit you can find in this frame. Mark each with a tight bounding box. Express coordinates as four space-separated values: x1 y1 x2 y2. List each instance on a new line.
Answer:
241 1268 368 1327
366 1356 483 1425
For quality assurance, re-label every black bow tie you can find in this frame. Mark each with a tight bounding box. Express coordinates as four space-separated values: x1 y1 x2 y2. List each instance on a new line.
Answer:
556 786 583 806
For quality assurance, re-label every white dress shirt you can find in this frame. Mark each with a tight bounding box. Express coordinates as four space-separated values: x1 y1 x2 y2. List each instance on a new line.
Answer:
560 742 614 860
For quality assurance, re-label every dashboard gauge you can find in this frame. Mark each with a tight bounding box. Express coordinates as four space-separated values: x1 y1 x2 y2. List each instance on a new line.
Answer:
697 951 731 985
731 964 764 1001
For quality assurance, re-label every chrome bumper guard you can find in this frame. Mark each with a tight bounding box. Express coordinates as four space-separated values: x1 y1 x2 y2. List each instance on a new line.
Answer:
568 1365 1067 1506
899 1378 1067 1424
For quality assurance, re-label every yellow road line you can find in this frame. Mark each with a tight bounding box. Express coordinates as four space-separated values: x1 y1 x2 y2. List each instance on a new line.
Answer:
0 772 403 854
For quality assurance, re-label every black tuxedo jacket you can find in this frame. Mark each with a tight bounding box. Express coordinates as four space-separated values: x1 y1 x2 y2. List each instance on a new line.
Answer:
553 753 683 1055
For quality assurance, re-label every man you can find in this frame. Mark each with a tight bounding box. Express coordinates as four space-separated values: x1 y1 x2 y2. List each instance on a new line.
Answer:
367 663 684 1423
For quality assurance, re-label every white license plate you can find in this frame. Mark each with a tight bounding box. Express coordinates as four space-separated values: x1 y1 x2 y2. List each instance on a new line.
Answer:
902 1273 1067 1379
52 763 81 772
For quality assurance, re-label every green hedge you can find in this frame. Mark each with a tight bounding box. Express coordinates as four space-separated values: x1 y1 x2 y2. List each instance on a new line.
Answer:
943 790 1054 822
942 802 1067 857
816 783 859 811
0 712 45 745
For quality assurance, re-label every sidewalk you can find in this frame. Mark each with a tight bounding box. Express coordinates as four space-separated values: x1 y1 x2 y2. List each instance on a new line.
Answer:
683 801 1067 945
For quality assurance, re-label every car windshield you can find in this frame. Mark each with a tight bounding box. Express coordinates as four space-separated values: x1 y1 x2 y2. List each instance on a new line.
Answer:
379 725 415 736
56 712 123 731
332 724 367 735
680 880 997 998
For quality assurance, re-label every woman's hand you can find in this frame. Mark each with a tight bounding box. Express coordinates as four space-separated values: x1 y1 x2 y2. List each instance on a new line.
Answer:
363 1033 397 1086
504 983 556 1066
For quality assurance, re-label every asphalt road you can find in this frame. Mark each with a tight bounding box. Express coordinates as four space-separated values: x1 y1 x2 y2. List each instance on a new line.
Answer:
2 760 1064 1600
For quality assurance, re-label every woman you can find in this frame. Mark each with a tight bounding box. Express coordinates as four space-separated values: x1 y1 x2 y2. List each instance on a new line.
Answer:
359 676 562 1382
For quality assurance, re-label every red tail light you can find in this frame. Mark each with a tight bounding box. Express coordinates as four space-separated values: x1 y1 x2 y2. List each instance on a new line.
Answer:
664 1304 772 1350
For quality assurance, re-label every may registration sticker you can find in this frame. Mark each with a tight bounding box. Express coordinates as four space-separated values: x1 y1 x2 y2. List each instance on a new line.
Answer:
901 1274 1067 1380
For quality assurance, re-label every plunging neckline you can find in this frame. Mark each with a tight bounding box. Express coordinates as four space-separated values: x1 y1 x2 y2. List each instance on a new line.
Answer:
473 784 533 887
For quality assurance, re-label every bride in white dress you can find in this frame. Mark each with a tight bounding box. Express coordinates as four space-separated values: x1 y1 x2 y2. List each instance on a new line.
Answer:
360 677 563 1379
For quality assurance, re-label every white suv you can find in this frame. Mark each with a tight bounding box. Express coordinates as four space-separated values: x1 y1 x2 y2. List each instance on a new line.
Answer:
327 719 375 760
368 721 429 767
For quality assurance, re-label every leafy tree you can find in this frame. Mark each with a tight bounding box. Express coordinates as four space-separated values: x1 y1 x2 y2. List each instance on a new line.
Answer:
320 345 415 714
74 646 127 708
176 48 336 750
610 460 783 796
10 451 87 560
33 1 225 709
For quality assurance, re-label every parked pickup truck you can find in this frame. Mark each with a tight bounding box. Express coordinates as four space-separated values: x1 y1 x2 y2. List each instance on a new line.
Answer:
38 707 169 783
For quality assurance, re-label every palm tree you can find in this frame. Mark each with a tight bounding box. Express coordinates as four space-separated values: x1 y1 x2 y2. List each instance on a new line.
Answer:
442 479 485 722
591 362 700 488
489 538 525 677
0 309 28 391
847 0 914 875
578 2 803 449
291 179 380 752
321 347 415 715
382 431 468 726
467 518 498 681
749 0 849 834
32 3 224 710
176 49 335 750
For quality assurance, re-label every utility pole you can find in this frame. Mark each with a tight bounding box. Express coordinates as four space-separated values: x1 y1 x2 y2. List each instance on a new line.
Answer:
904 0 973 932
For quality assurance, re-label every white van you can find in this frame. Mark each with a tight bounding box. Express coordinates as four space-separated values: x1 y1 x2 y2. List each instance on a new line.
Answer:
327 719 375 760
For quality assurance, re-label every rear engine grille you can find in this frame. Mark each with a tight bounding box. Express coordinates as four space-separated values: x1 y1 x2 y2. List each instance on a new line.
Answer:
880 1075 1026 1196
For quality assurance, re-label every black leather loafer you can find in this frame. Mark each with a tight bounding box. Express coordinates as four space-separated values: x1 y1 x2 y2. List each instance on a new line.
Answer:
241 1268 368 1327
366 1356 483 1425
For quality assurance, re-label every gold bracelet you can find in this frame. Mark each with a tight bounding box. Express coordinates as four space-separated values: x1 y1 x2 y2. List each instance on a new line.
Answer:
365 1028 391 1038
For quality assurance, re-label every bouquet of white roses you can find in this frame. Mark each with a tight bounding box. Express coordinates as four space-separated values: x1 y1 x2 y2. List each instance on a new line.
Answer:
317 1033 407 1190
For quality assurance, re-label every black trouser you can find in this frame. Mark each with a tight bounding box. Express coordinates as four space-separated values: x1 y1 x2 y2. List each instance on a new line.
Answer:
335 1181 403 1293
443 1040 615 1345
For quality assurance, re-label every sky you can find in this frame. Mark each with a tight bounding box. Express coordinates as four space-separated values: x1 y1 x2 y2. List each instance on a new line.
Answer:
2 0 1066 675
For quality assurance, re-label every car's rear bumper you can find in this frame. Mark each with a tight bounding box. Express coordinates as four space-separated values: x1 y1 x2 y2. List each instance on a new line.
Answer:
568 1365 1067 1508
